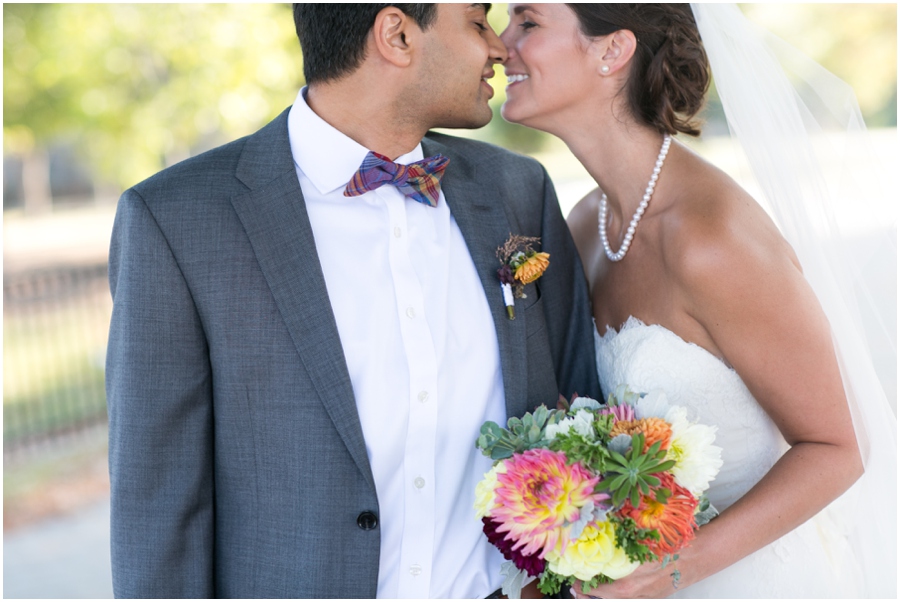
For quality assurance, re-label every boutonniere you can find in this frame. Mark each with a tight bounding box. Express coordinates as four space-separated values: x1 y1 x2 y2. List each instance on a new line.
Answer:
496 234 550 320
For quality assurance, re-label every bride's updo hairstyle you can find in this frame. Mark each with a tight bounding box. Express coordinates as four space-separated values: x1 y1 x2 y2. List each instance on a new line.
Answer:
567 4 710 136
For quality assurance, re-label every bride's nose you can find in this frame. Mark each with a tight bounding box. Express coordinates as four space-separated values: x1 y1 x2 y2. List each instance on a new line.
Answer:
499 24 515 54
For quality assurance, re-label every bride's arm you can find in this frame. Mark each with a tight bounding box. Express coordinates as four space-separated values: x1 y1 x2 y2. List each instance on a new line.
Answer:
577 191 864 599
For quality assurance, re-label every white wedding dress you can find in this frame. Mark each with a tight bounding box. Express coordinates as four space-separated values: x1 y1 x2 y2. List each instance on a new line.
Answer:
594 317 865 598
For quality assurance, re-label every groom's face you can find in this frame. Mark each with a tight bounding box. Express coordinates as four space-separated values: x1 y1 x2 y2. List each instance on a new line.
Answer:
415 4 507 129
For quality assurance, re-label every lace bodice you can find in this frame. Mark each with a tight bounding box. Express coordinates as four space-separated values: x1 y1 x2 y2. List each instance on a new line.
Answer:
594 317 789 511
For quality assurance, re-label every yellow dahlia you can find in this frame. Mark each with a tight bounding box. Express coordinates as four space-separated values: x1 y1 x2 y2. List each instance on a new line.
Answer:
545 520 639 581
474 461 507 519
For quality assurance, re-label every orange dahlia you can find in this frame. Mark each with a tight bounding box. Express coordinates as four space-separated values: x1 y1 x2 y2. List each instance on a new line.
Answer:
618 472 698 556
515 252 550 284
609 417 673 451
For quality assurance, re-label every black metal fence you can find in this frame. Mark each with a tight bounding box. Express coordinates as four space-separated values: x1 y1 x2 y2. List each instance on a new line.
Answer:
3 263 111 459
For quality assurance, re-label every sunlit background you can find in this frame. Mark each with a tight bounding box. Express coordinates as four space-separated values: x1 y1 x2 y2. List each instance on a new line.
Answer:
3 4 896 598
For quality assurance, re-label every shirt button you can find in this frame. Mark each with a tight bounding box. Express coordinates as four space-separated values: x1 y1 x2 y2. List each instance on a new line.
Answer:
409 564 422 577
406 307 415 319
417 390 429 403
394 226 402 238
414 477 426 489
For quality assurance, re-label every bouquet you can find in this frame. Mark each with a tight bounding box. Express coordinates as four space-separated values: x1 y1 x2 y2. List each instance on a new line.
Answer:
474 385 723 597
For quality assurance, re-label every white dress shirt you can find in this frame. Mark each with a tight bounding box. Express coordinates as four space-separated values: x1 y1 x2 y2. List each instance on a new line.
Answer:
287 88 506 598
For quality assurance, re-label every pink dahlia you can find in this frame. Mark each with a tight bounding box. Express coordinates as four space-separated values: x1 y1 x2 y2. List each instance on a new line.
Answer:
491 448 604 558
600 403 635 423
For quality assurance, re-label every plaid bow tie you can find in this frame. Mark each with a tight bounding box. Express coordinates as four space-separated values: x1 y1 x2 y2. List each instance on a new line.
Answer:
344 151 450 208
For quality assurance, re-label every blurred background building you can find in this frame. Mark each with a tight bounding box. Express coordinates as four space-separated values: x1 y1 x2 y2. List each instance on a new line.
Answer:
3 4 896 598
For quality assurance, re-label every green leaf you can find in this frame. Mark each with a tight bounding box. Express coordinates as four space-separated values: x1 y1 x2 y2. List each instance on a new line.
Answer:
581 573 613 592
655 487 672 504
537 570 567 596
609 449 628 465
490 444 515 461
533 404 549 426
613 485 628 507
631 433 645 454
654 459 677 473
638 479 650 495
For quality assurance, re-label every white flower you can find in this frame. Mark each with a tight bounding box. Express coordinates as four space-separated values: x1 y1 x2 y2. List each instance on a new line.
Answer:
665 405 723 496
544 417 574 441
635 389 671 420
544 409 596 441
571 409 596 439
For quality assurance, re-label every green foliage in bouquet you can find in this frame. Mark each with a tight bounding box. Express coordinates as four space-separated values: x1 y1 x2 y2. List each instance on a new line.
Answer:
694 494 719 527
611 515 659 564
476 405 568 460
537 570 568 596
549 431 610 474
601 433 676 507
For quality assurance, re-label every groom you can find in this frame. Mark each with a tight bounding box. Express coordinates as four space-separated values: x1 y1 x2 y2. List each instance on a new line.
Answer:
106 4 599 598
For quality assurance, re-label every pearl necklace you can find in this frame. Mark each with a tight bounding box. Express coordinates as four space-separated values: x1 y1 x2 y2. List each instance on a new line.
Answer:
598 135 672 262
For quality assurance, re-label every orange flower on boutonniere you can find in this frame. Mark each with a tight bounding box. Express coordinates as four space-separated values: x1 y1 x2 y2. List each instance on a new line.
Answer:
496 234 550 320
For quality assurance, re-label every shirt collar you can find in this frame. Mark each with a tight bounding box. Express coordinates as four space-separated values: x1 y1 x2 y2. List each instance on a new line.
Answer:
287 87 424 196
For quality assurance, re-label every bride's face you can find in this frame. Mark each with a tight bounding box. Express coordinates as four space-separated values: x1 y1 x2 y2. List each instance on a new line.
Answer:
500 3 599 131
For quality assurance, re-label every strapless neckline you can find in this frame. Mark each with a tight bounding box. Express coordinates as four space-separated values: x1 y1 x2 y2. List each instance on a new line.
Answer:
595 316 735 374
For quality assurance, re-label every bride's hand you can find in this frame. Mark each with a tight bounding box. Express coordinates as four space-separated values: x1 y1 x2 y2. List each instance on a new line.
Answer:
570 561 681 599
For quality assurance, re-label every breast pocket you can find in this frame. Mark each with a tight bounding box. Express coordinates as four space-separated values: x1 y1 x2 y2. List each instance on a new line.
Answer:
522 282 545 339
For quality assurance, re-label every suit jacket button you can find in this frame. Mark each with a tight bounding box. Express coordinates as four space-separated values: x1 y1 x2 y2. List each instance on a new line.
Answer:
357 511 378 530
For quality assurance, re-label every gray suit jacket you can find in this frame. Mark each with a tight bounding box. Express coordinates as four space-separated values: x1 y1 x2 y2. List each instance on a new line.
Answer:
106 108 600 598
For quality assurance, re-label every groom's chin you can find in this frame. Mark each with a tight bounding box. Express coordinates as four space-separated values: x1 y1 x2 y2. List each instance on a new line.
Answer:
432 108 494 131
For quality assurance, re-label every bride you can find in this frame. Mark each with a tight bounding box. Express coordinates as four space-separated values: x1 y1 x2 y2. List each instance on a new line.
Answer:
499 3 896 598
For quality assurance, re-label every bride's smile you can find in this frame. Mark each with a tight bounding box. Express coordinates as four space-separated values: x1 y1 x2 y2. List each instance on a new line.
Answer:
500 3 603 132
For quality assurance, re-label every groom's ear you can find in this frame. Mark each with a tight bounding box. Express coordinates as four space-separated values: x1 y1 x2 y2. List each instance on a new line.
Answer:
371 6 419 69
595 29 637 77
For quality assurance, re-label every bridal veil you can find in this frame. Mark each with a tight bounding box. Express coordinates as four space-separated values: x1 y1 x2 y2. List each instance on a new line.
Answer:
690 4 897 596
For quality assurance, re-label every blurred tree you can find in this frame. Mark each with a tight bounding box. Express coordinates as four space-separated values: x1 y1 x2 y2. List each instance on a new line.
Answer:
4 3 302 208
3 3 896 212
742 3 897 127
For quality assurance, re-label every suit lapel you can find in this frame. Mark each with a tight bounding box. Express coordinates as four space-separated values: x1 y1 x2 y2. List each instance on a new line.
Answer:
422 136 529 418
230 110 375 490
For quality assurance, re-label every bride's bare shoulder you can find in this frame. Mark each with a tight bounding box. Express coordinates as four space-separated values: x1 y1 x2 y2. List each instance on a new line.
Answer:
663 148 802 292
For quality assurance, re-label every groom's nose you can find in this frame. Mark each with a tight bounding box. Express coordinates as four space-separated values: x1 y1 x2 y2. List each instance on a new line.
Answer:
485 23 509 64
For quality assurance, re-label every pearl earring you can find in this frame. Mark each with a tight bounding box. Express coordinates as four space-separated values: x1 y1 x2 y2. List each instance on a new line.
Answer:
600 65 610 74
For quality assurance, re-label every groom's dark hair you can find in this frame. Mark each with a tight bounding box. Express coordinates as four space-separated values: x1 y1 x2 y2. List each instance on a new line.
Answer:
292 4 438 85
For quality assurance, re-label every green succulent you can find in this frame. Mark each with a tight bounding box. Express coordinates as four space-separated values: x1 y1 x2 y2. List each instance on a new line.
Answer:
475 405 567 460
600 433 676 507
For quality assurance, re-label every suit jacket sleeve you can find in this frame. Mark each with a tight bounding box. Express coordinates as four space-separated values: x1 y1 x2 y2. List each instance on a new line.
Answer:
536 166 602 401
106 188 216 598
